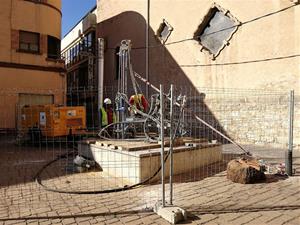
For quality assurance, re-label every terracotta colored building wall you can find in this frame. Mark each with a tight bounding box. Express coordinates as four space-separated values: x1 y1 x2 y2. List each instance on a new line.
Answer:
0 0 65 129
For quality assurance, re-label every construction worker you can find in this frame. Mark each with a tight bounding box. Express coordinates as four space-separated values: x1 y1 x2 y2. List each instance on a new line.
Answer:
100 98 116 127
129 94 148 114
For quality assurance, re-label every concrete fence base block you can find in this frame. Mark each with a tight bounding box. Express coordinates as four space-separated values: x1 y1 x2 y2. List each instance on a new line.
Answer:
154 203 187 224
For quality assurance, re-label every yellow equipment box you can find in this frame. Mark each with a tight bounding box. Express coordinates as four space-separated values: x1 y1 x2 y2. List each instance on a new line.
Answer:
21 105 86 137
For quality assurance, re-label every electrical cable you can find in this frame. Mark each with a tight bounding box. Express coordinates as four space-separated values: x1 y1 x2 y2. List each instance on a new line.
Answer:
179 53 300 67
104 4 297 51
133 71 250 155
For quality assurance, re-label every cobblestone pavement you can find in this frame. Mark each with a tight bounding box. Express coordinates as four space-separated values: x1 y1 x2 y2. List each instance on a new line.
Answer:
0 140 300 225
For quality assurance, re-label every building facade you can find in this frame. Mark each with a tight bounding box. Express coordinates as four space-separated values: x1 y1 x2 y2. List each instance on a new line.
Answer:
95 0 300 146
0 0 65 130
96 0 300 92
61 6 98 128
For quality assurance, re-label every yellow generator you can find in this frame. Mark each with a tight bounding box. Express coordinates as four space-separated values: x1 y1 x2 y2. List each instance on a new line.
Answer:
20 105 86 138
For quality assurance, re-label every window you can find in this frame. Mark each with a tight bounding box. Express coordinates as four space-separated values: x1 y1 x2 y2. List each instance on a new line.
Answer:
157 19 173 43
47 35 61 59
194 5 240 58
74 45 79 62
87 33 93 49
80 32 94 52
19 31 40 53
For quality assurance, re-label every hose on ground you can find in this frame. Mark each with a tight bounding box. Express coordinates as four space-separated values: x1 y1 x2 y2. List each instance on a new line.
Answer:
34 97 185 195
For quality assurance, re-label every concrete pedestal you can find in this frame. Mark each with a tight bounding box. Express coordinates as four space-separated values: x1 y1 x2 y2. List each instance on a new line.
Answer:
78 139 222 184
154 204 187 224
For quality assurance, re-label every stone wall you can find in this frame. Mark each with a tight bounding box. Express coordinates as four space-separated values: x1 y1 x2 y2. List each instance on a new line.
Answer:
183 90 300 149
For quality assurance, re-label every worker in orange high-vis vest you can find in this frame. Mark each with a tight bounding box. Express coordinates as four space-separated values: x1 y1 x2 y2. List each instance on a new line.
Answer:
129 94 148 113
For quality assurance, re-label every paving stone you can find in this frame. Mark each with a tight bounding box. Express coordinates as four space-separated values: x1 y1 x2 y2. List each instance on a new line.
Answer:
267 214 293 224
196 214 219 224
61 218 76 225
141 218 159 225
108 221 124 225
88 219 100 224
25 219 37 224
141 214 162 222
1 145 300 225
240 214 264 225
155 219 173 225
74 221 90 225
104 217 120 223
4 220 26 225
283 216 300 225
216 212 243 223
49 219 61 224
74 217 91 223
39 220 52 225
253 211 283 223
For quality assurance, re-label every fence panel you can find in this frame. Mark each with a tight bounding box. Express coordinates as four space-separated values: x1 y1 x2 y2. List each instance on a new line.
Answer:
168 87 300 208
0 86 299 223
0 87 161 222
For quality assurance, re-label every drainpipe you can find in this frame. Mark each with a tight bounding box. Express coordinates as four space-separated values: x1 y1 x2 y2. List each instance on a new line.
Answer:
98 38 105 113
146 0 150 99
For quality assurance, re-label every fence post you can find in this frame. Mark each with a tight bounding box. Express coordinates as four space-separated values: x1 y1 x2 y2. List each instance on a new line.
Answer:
286 90 294 176
160 84 165 207
169 84 174 205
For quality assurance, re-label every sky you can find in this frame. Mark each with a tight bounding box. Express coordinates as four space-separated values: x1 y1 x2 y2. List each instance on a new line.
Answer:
62 0 96 37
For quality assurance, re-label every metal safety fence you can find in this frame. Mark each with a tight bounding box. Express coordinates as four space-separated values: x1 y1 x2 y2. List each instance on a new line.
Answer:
0 86 299 222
